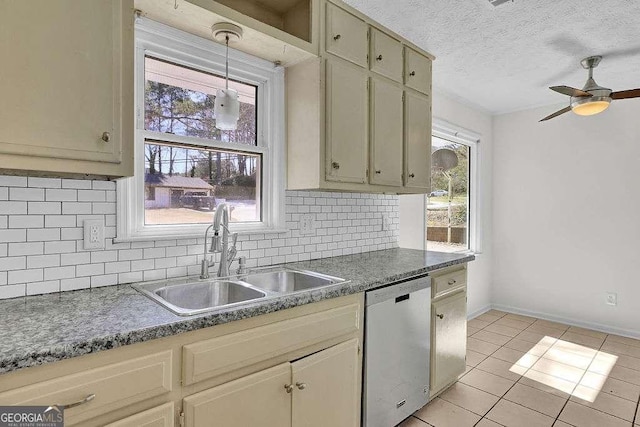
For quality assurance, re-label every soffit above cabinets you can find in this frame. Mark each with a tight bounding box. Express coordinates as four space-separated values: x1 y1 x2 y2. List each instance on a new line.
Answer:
135 0 318 67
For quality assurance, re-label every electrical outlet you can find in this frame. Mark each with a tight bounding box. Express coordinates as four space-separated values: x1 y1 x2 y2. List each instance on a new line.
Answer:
83 219 104 250
381 214 391 231
606 292 617 306
300 214 316 236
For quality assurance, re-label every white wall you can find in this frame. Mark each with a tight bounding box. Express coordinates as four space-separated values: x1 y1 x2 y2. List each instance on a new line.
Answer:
492 100 640 336
400 92 494 317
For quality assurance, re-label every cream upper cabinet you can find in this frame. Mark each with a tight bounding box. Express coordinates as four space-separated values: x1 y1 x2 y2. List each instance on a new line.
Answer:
405 47 432 95
404 91 432 189
370 78 403 187
326 59 369 184
0 0 134 178
183 363 292 427
370 29 403 82
286 0 434 194
291 339 360 427
325 2 369 67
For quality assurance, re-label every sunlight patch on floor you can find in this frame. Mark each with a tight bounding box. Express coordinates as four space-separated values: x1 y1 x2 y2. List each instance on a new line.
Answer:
509 336 618 402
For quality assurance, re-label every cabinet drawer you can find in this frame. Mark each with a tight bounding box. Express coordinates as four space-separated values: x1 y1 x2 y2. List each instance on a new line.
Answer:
325 2 368 67
433 267 467 297
105 402 175 427
370 29 403 82
0 351 172 426
405 47 432 94
182 304 361 385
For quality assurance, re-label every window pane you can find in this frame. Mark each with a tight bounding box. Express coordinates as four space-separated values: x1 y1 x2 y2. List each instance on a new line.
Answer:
426 136 470 252
144 57 257 145
144 142 261 225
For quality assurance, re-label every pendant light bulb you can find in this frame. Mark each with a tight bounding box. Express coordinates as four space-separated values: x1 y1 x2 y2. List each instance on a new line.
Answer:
211 24 244 131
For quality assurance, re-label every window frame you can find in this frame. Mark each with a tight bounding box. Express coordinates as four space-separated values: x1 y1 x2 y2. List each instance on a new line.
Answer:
117 18 285 241
429 118 482 254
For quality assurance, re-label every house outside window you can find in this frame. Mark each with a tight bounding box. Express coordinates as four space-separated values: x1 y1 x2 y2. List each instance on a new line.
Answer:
117 19 285 241
426 120 481 253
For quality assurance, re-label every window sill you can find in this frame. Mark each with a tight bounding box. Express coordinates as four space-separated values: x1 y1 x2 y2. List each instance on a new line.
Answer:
114 226 289 243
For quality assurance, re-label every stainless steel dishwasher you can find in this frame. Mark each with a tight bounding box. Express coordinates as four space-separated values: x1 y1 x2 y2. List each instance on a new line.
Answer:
363 275 431 427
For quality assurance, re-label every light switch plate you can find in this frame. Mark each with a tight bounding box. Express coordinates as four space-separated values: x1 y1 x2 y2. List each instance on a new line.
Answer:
83 219 104 250
606 292 617 306
381 214 391 231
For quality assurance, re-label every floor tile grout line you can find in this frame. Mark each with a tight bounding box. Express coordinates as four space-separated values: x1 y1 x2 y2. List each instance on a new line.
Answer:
466 314 640 425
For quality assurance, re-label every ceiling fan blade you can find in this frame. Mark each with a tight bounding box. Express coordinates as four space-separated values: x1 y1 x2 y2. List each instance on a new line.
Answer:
611 89 640 100
539 106 572 122
550 86 592 97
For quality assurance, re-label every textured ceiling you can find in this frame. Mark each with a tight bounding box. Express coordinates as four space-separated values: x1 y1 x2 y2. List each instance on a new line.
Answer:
342 0 640 114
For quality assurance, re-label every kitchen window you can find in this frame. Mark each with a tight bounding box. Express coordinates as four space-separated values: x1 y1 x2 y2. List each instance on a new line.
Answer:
426 120 481 253
118 19 285 240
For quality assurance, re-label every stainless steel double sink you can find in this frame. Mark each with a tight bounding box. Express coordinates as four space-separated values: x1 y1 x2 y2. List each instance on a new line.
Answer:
133 268 347 316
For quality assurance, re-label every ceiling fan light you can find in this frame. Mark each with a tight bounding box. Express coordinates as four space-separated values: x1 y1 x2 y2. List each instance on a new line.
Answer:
572 100 610 116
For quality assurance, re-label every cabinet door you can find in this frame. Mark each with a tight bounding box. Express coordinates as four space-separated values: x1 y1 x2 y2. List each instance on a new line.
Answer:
183 363 292 427
405 48 432 95
370 78 403 187
0 0 132 175
370 29 403 82
325 2 368 67
431 291 467 395
105 402 174 427
292 339 360 427
326 60 368 184
404 91 431 189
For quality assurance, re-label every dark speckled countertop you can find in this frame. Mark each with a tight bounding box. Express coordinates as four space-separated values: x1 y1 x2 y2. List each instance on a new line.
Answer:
0 248 473 375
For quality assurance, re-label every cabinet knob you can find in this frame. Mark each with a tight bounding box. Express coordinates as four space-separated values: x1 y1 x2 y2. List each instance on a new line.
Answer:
448 279 457 285
284 384 294 393
101 132 111 142
376 54 383 61
375 170 381 174
333 34 341 41
436 314 444 320
409 173 415 178
332 161 340 170
295 382 307 390
410 71 416 76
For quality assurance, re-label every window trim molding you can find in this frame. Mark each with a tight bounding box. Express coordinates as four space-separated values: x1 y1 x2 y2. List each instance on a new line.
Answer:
116 18 285 242
431 118 482 254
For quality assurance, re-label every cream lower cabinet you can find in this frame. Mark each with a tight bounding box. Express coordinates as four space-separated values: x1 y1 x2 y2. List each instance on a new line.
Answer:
0 0 134 178
183 339 360 427
0 294 363 427
429 265 468 398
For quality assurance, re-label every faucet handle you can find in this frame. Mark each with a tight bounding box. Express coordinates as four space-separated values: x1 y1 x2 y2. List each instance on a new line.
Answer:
237 256 248 275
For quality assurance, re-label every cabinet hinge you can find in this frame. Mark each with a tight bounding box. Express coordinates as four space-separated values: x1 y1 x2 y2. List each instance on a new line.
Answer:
402 92 405 101
179 412 185 427
366 169 369 178
358 344 361 355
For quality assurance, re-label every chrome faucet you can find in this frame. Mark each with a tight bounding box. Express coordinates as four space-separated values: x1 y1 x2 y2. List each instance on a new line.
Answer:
200 203 238 280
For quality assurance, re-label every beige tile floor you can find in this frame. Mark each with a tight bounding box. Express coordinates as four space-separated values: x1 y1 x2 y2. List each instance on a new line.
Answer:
399 310 640 427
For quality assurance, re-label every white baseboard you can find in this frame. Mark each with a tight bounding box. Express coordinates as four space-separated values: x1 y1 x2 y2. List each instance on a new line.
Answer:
467 304 492 321
490 303 640 340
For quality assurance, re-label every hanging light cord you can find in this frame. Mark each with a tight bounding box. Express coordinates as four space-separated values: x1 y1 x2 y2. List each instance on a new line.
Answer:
225 34 230 91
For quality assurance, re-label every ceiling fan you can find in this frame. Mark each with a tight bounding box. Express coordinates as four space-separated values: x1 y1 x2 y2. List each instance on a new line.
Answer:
540 55 640 121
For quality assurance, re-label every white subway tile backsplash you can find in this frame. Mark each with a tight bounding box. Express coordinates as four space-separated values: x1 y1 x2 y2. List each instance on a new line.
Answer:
60 277 90 291
28 202 61 215
28 177 62 189
0 175 399 299
27 280 60 295
45 189 77 201
0 284 25 298
8 268 43 285
27 254 60 269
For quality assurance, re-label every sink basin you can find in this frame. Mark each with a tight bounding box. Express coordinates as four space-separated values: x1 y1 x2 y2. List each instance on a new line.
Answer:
135 280 266 316
241 270 342 293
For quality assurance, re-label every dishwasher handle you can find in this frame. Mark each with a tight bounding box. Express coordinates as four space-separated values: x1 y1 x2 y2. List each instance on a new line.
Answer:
366 275 431 306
